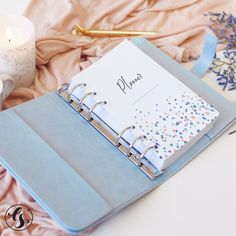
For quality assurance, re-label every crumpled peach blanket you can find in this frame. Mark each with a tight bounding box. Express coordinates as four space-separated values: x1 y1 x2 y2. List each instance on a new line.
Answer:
1 0 236 235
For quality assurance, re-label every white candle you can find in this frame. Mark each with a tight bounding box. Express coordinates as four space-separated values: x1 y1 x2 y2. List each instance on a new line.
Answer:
0 14 35 87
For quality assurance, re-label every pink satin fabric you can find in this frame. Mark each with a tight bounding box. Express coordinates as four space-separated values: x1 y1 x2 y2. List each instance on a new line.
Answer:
1 0 236 235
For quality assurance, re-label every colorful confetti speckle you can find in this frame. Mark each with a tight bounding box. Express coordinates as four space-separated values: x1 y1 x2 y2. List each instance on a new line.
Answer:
133 83 219 161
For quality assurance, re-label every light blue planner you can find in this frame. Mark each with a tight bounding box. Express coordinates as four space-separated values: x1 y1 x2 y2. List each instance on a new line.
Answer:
0 39 235 234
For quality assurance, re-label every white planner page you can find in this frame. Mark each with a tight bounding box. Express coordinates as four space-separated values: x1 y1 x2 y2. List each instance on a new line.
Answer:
69 40 219 169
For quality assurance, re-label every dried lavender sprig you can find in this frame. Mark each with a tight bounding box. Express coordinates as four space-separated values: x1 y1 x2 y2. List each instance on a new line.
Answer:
206 12 236 47
206 12 236 91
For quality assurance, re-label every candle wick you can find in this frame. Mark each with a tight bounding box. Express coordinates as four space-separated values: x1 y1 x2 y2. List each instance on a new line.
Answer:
8 39 11 43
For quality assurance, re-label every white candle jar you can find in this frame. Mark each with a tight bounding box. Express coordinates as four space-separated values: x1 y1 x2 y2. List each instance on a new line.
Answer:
0 14 35 88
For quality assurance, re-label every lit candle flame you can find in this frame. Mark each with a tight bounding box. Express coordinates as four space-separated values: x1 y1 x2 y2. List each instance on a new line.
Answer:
7 28 12 43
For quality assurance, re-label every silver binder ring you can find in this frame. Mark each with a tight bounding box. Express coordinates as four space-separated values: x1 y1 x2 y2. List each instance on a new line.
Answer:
137 145 157 166
77 92 96 111
87 101 107 121
58 83 70 95
67 83 86 102
127 135 146 156
116 126 135 147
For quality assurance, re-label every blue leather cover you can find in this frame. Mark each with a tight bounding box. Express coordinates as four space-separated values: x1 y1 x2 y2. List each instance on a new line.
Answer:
0 39 235 233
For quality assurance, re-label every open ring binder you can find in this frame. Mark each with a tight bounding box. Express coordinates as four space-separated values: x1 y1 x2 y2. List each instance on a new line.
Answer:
2 38 236 235
67 83 86 102
77 92 96 111
58 83 70 95
115 126 135 147
138 145 157 166
88 101 107 121
57 83 160 180
127 135 146 156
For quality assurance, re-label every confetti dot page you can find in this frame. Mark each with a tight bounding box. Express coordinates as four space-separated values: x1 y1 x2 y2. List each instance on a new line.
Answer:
70 39 220 170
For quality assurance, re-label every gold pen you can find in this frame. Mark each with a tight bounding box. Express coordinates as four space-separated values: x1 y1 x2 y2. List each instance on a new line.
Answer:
72 24 157 37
